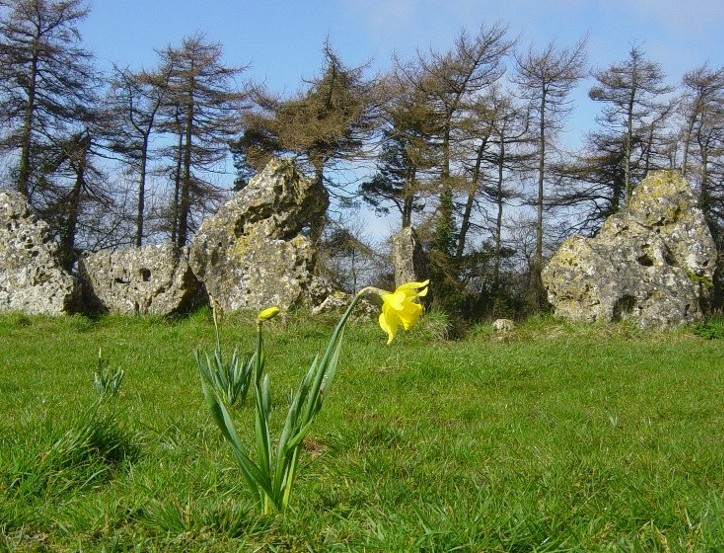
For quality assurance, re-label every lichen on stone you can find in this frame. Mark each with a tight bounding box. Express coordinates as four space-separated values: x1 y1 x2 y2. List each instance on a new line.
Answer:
188 157 336 313
542 171 717 327
0 191 80 315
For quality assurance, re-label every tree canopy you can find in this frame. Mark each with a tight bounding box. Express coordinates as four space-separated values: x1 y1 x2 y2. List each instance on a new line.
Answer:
1 3 724 315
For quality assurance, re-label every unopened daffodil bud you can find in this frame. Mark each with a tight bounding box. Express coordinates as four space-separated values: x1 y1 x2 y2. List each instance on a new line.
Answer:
257 306 280 322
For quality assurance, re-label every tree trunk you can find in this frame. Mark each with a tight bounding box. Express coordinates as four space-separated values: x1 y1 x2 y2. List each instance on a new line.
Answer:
59 148 87 270
135 135 149 247
623 88 636 203
18 50 40 197
456 138 486 262
532 92 548 310
700 138 710 213
535 95 546 268
177 102 194 248
402 195 413 229
435 127 456 260
401 168 416 229
170 125 183 245
681 113 697 176
493 140 505 292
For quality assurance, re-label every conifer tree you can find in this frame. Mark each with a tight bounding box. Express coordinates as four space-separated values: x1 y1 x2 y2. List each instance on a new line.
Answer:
513 38 587 309
157 33 247 247
0 0 98 199
231 43 379 240
589 44 672 203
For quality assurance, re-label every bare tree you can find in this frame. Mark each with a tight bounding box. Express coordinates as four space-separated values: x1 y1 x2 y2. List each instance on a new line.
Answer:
319 217 379 294
0 0 98 199
680 64 724 199
513 37 588 308
385 24 513 311
484 92 531 292
157 33 247 247
678 64 724 308
105 64 171 246
551 131 629 233
419 23 513 263
589 44 672 203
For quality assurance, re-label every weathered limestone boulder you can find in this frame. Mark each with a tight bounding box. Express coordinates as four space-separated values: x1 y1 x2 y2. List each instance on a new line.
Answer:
542 171 718 327
0 190 80 315
189 158 330 312
78 244 200 315
391 226 429 287
309 289 377 317
492 318 515 333
311 290 352 315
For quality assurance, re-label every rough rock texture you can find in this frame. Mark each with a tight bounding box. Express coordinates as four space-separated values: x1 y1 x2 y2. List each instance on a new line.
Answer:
542 171 718 327
492 318 515 333
310 290 377 317
0 190 80 315
391 227 429 287
189 158 330 312
78 244 201 315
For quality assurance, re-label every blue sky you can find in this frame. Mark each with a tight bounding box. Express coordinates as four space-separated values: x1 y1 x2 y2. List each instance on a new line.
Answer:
81 0 724 144
82 0 724 90
79 1 724 236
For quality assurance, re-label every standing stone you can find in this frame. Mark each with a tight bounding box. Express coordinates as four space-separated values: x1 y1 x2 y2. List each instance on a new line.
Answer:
391 227 429 287
542 171 717 327
78 244 200 315
189 158 330 312
0 190 80 315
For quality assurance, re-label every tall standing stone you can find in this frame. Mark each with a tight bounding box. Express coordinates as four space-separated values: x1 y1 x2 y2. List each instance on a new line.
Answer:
0 190 80 315
391 227 429 287
189 158 330 312
542 171 717 327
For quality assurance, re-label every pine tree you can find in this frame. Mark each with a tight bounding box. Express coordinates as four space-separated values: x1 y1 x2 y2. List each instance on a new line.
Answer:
359 130 424 228
0 0 98 199
157 33 247 247
589 44 672 203
513 38 588 310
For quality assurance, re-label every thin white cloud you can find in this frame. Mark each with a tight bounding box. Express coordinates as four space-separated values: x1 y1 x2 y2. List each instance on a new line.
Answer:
627 0 724 34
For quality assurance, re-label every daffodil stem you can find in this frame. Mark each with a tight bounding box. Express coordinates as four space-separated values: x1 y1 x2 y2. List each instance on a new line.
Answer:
255 322 263 385
213 305 221 352
316 288 371 363
358 286 385 299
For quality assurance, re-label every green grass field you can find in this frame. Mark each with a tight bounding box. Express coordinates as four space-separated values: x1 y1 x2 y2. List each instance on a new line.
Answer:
1 309 722 552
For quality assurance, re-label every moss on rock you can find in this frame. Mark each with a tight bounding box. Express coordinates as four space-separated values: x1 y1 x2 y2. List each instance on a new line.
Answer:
542 171 717 327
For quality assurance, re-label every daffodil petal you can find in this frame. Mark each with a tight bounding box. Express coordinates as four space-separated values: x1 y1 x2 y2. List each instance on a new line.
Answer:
378 310 397 344
376 279 429 343
398 302 422 329
397 279 430 293
383 290 407 311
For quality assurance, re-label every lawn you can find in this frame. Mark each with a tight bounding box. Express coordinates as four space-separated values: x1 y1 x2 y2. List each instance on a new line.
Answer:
0 309 722 552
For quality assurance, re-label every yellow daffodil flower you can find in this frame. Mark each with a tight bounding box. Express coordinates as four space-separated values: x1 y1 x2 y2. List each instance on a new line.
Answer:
257 306 280 322
378 279 429 344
